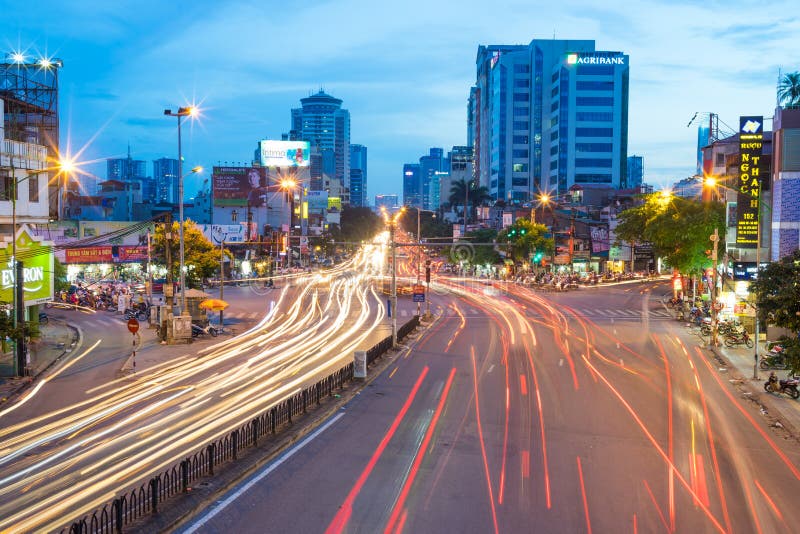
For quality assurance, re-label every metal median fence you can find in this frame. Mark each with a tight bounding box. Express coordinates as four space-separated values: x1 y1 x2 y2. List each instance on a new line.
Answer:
65 314 421 533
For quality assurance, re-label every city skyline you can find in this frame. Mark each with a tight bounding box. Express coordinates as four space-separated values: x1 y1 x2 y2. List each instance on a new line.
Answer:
1 0 797 201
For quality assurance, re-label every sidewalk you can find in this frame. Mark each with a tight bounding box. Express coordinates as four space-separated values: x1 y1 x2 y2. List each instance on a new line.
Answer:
0 319 80 403
710 342 800 438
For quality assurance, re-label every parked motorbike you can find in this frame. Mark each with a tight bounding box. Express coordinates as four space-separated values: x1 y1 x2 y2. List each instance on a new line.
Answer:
764 372 800 399
191 323 219 338
724 329 753 348
124 305 150 322
38 312 49 325
759 344 788 370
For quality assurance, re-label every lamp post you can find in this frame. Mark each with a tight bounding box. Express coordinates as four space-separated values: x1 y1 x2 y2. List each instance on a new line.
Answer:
416 208 435 318
279 178 297 269
538 192 577 272
382 207 405 346
164 105 198 316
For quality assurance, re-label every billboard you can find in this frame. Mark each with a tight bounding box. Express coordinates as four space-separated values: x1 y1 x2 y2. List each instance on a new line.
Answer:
258 140 310 168
0 225 54 306
735 115 764 248
199 224 247 245
590 225 610 253
307 190 329 211
212 166 270 207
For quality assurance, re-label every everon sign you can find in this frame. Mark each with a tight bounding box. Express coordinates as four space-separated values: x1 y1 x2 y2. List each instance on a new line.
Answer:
735 115 764 248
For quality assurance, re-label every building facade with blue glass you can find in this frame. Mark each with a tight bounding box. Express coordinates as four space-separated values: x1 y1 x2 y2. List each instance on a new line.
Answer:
470 40 629 202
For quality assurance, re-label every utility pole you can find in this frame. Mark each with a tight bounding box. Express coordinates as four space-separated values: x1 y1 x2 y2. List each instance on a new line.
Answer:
753 210 761 379
391 221 397 346
164 213 174 343
219 240 225 331
15 261 26 376
710 227 719 347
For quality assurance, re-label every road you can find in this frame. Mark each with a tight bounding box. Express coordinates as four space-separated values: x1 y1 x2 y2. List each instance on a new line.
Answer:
186 278 800 534
0 239 409 532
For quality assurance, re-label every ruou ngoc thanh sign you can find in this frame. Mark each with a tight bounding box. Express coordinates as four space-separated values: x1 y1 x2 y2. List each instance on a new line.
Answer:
735 115 764 248
0 224 54 306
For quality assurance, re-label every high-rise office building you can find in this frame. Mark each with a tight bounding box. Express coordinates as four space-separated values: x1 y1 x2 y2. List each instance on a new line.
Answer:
375 194 398 209
349 144 367 207
403 164 421 208
153 158 179 204
470 39 629 202
626 155 643 188
419 148 445 210
107 151 146 183
291 91 351 203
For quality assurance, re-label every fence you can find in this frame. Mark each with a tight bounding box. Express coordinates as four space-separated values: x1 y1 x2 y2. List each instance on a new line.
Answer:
64 315 420 533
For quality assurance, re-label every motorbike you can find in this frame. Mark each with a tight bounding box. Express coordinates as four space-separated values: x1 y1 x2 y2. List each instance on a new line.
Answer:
38 312 49 325
724 329 753 348
124 305 150 321
191 323 219 338
764 372 800 399
759 344 788 370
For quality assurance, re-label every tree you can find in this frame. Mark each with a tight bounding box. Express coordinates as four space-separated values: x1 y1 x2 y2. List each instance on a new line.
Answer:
54 258 69 293
615 193 725 276
496 218 554 263
462 228 501 266
338 207 383 244
749 249 800 373
151 219 227 287
399 208 452 239
449 179 492 224
778 71 800 107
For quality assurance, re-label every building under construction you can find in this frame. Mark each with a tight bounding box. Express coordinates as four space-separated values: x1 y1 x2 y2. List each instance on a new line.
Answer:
0 55 62 218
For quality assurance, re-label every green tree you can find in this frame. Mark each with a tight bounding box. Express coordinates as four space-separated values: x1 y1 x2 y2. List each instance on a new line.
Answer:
497 218 554 263
462 228 501 266
54 258 69 293
449 179 492 224
339 207 383 244
615 193 725 275
749 249 800 373
151 219 228 287
399 208 452 239
778 71 800 107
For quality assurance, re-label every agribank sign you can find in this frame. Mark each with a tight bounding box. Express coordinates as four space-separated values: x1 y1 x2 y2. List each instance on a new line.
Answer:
0 224 54 306
567 53 626 66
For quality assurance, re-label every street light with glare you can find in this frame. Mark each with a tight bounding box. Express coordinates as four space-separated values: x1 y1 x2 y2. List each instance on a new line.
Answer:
163 105 200 316
381 206 406 345
279 178 298 267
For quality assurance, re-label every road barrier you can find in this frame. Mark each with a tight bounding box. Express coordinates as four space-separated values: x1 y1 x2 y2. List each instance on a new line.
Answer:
63 315 421 534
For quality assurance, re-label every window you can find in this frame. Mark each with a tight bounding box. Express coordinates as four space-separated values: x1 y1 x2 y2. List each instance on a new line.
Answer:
512 177 528 186
576 65 614 75
514 107 529 117
513 92 529 102
512 163 528 172
551 117 558 127
576 97 614 106
552 71 560 82
575 143 613 152
514 79 530 88
551 86 559 97
0 172 15 201
550 101 559 112
551 131 559 140
576 112 613 122
512 149 529 158
514 64 530 74
550 145 559 155
715 153 725 166
28 175 39 202
576 127 613 137
575 173 612 183
576 81 614 91
549 160 558 170
513 135 529 144
513 121 529 130
575 158 613 167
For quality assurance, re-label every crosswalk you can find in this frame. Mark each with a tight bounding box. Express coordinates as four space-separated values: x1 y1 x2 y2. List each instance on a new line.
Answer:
426 307 672 320
72 310 266 330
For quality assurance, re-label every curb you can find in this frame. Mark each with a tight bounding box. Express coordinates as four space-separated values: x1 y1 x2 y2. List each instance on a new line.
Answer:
0 319 83 405
708 345 800 444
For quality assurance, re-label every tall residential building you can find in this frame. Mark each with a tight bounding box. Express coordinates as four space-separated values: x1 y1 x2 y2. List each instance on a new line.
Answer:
349 144 367 207
107 147 147 182
153 158 179 204
403 164 421 208
470 39 629 202
291 91 351 203
444 146 474 207
626 155 643 188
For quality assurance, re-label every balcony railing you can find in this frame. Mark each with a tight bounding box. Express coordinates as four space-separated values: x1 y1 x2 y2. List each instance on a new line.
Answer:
0 138 48 171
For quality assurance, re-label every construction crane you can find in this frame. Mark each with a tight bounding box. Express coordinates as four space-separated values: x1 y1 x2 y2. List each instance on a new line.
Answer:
686 112 736 144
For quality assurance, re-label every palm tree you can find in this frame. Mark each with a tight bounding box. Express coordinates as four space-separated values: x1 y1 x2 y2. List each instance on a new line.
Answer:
448 179 492 225
778 72 800 107
448 179 469 222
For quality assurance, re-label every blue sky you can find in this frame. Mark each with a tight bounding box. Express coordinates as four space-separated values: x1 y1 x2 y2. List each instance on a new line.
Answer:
2 0 798 201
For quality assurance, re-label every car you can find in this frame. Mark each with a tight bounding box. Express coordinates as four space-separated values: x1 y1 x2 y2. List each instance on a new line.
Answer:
150 279 179 293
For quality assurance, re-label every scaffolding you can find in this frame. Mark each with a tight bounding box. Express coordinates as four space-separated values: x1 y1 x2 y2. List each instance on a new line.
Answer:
0 59 62 217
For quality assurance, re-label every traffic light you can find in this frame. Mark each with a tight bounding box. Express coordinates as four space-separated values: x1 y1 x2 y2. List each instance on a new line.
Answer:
509 228 517 237
533 251 544 263
520 228 527 235
425 267 431 283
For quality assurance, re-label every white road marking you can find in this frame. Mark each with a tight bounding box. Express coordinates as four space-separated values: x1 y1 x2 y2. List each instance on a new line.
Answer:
182 412 345 533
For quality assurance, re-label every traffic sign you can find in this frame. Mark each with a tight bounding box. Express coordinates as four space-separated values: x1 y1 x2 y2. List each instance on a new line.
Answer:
127 318 140 334
413 293 425 303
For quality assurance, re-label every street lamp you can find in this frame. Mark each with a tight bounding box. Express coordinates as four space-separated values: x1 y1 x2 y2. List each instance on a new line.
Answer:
538 192 577 271
414 208 436 318
279 178 297 268
163 105 199 316
381 206 406 346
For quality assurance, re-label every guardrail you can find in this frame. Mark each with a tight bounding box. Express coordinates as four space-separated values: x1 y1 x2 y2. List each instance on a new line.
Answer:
64 315 421 533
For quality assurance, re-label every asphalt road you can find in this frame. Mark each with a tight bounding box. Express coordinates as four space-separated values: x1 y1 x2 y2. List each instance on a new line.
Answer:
184 279 800 534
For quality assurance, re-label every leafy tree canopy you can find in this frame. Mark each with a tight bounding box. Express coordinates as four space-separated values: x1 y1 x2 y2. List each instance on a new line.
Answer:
496 218 554 262
461 228 501 266
614 193 725 275
151 219 228 287
338 207 383 244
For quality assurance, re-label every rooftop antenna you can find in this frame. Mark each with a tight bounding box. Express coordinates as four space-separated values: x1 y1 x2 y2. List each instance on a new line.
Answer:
777 67 782 107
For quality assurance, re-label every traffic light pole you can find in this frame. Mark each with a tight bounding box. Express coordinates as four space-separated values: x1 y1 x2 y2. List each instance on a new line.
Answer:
710 227 719 347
